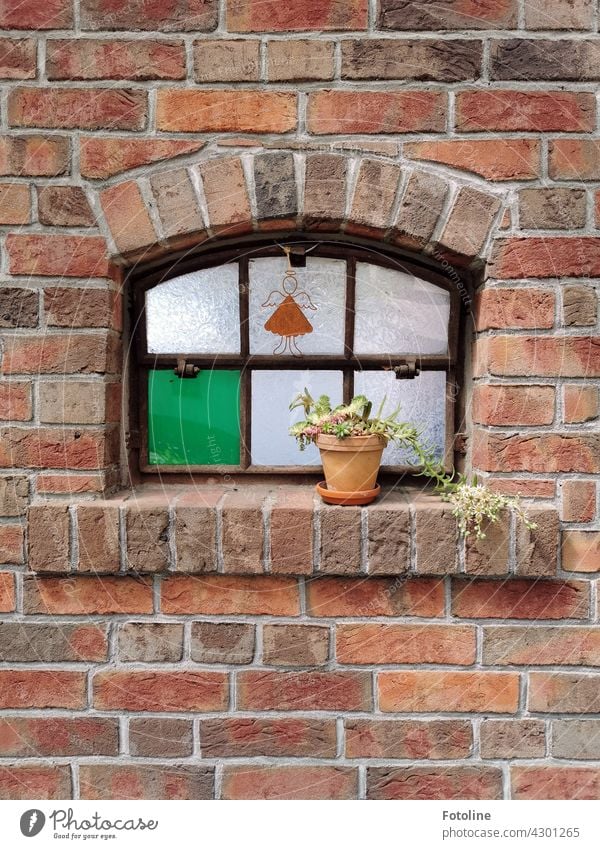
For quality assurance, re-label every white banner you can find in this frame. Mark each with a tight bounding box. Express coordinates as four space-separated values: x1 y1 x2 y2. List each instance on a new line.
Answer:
0 800 598 848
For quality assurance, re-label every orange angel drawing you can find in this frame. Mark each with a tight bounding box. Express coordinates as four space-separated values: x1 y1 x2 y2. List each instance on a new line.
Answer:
262 264 317 356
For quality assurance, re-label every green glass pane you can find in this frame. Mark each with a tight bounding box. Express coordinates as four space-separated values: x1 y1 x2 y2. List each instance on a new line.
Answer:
148 369 241 466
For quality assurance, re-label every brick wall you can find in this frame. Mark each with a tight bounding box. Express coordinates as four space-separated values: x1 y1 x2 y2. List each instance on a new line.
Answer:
0 0 599 800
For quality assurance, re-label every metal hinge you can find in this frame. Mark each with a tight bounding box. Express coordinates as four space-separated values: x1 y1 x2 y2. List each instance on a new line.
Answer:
174 357 200 379
391 358 420 380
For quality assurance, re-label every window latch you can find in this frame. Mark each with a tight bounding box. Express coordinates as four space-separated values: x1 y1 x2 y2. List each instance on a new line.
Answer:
391 359 420 380
174 357 200 379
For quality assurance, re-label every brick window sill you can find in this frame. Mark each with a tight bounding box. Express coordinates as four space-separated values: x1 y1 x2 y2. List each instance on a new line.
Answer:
26 483 562 579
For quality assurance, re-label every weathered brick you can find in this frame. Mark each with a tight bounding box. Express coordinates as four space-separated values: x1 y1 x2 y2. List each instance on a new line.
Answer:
150 168 204 240
221 490 264 574
342 38 481 81
36 473 109 495
125 496 170 573
80 764 213 800
129 718 193 758
201 718 336 758
307 576 444 618
337 623 475 665
222 765 357 800
475 431 600 474
198 156 250 234
94 670 228 712
237 670 371 711
0 287 38 328
0 38 36 79
40 381 119 425
480 720 545 759
0 524 23 564
563 285 597 326
562 531 600 573
415 502 459 574
28 504 69 572
367 766 503 800
0 765 71 800
346 719 472 759
76 503 120 573
0 0 72 29
118 622 183 662
6 234 108 277
254 152 297 224
0 381 32 421
367 497 410 575
0 670 85 708
512 765 600 799
525 0 593 29
405 138 540 181
563 385 599 423
561 480 596 523
451 578 589 619
1 426 118 471
0 622 107 662
457 90 595 132
440 186 501 258
0 717 118 757
3 333 116 375
475 288 555 331
319 504 361 575
464 514 511 577
0 573 15 612
227 0 368 31
476 335 600 378
302 153 347 229
191 622 254 664
485 626 600 666
101 180 156 254
491 39 600 81
308 90 446 135
393 170 447 249
23 576 153 615
552 720 600 759
162 575 299 615
379 670 519 713
157 90 296 133
550 139 600 180
9 87 147 130
519 188 586 230
81 0 216 30
174 490 220 573
0 182 30 224
0 475 28 517
80 137 203 179
268 39 334 82
487 477 556 498
269 489 313 575
264 624 329 666
472 384 554 426
530 672 600 713
379 0 517 29
47 38 185 81
194 39 259 83
349 159 401 236
37 186 95 227
0 135 69 176
515 508 560 578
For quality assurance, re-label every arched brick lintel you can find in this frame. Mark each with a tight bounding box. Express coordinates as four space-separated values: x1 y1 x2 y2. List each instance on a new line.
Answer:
93 150 506 271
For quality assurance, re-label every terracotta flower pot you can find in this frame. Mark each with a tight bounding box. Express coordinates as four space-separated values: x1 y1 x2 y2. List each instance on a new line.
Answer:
316 433 386 504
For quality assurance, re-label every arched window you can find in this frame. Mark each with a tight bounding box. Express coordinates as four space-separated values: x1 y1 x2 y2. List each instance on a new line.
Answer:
131 240 461 474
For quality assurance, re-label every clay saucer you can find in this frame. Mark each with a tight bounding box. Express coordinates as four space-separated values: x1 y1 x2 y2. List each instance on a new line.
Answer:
316 480 381 506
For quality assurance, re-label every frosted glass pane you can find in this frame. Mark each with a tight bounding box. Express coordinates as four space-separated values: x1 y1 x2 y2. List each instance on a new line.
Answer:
354 263 450 355
354 370 446 466
251 370 343 466
249 257 346 355
146 265 240 354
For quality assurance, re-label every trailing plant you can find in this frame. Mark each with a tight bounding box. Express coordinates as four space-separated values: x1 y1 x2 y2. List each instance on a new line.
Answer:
289 390 536 540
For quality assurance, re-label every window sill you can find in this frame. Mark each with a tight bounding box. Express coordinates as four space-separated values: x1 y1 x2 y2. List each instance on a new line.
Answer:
26 483 560 579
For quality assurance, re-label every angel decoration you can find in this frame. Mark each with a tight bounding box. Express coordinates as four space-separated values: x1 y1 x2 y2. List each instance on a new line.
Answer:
262 249 317 355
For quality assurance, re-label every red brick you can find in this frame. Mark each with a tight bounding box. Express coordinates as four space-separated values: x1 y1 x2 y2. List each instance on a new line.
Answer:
0 765 71 800
345 719 472 759
474 431 600 474
457 90 594 132
308 90 445 134
44 288 115 329
0 524 23 564
472 384 554 426
306 577 444 618
37 186 95 227
0 0 72 29
6 234 108 277
227 0 367 31
23 576 153 615
367 766 503 800
80 137 203 179
201 718 337 758
477 336 600 378
379 0 517 29
161 575 299 615
515 508 560 579
563 385 599 423
367 497 411 575
80 0 218 31
550 138 600 179
0 573 14 612
380 670 519 713
47 39 186 81
0 381 32 421
512 766 600 800
100 180 156 255
94 670 228 712
485 626 600 666
405 138 540 181
562 481 596 523
0 38 36 79
336 624 475 665
491 237 600 279
80 764 213 800
452 578 589 620
36 473 108 495
0 718 118 757
157 90 296 133
562 531 600 573
0 135 69 176
529 672 600 713
0 182 30 224
237 670 371 711
222 765 357 800
0 670 85 709
475 288 555 331
487 477 556 498
2 333 116 375
9 87 146 131
480 719 545 759
0 426 117 471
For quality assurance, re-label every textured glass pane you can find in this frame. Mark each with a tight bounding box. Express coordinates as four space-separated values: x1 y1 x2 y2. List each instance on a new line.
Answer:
354 263 450 355
354 370 446 465
251 370 343 466
249 256 346 355
148 369 240 466
146 265 240 354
